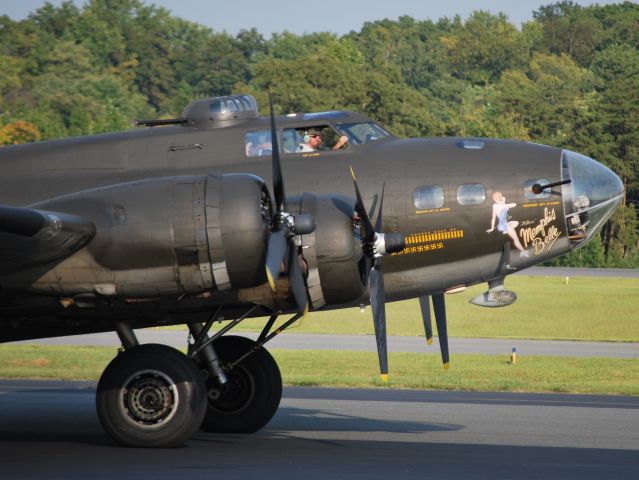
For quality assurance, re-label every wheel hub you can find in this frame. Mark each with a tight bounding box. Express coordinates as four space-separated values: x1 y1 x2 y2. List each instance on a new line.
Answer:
122 370 179 426
207 366 255 414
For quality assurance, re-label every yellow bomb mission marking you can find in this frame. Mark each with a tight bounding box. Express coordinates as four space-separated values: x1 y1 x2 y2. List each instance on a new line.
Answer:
392 228 464 256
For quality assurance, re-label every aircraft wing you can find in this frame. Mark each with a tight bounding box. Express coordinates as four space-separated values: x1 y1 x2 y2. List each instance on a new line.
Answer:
0 205 95 274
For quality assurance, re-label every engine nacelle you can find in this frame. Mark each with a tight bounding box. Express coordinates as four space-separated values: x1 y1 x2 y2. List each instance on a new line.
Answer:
20 174 271 297
293 193 366 308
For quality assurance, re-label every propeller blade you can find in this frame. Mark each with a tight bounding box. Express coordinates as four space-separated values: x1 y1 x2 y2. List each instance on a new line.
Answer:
265 92 312 312
265 229 288 291
349 166 376 243
349 168 390 381
288 239 308 314
432 293 450 368
369 261 388 382
269 91 284 213
418 295 433 345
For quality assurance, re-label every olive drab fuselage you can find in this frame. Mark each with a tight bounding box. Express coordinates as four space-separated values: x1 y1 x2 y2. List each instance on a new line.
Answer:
0 98 624 342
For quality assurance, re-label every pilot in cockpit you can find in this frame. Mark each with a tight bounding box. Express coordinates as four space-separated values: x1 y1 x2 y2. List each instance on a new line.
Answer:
297 128 322 152
297 127 349 152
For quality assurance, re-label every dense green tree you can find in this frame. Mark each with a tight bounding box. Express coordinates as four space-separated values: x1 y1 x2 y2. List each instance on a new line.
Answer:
243 48 444 137
533 1 604 66
605 205 639 266
590 45 639 197
584 2 639 54
547 234 606 267
6 40 150 138
351 16 450 91
235 28 267 61
494 53 595 146
72 0 128 68
441 11 532 86
267 31 337 60
451 85 530 139
0 54 25 109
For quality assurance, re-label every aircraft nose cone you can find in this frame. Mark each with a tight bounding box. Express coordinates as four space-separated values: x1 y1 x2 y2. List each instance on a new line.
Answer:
561 149 624 248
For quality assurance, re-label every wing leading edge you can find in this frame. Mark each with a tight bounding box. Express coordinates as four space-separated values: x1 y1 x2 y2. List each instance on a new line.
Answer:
0 205 95 274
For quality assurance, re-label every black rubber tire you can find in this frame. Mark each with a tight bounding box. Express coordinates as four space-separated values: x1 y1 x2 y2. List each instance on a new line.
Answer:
200 335 282 433
96 344 207 448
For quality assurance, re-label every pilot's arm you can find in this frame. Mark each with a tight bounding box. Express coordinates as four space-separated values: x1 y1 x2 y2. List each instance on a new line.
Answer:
332 135 349 150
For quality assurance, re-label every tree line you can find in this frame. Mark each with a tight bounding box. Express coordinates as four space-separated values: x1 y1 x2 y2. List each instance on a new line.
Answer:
1 0 638 268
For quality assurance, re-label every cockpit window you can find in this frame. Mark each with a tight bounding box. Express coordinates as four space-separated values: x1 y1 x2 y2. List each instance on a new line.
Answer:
335 122 390 145
245 130 272 157
283 125 345 153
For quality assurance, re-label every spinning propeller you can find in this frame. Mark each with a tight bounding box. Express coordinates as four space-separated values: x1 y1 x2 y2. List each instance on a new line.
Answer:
349 167 405 382
264 93 314 314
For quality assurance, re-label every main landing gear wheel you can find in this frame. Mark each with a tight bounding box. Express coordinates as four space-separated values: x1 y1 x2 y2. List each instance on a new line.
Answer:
96 344 207 448
200 335 282 433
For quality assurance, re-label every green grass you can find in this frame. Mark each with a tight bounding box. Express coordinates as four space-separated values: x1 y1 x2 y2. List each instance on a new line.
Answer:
275 350 639 395
165 276 639 342
0 345 116 381
1 345 638 395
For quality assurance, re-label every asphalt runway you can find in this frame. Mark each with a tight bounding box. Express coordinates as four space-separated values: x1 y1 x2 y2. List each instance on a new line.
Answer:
0 380 637 480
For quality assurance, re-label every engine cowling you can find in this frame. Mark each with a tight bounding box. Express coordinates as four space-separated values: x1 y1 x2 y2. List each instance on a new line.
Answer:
293 193 367 308
20 174 271 297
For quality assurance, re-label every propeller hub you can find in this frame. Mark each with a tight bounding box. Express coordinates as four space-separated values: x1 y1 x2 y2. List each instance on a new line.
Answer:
292 213 315 235
372 232 405 257
274 211 315 237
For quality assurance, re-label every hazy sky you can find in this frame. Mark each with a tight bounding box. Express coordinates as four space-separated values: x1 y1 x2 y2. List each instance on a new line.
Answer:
1 0 629 36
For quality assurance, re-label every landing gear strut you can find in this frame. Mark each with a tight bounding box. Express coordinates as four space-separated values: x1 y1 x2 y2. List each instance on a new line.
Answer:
187 308 303 433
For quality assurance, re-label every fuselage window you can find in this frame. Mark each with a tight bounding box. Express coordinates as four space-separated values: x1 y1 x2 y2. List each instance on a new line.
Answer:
457 184 486 206
414 185 445 210
245 130 272 157
524 178 552 200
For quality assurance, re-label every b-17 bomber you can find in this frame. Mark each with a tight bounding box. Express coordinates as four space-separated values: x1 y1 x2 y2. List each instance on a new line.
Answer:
0 93 623 447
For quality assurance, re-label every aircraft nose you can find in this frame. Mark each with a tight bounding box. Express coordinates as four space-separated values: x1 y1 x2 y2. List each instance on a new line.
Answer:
561 149 624 248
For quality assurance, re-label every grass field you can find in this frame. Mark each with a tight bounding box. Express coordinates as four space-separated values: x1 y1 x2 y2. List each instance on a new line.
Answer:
1 345 637 395
203 276 639 341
